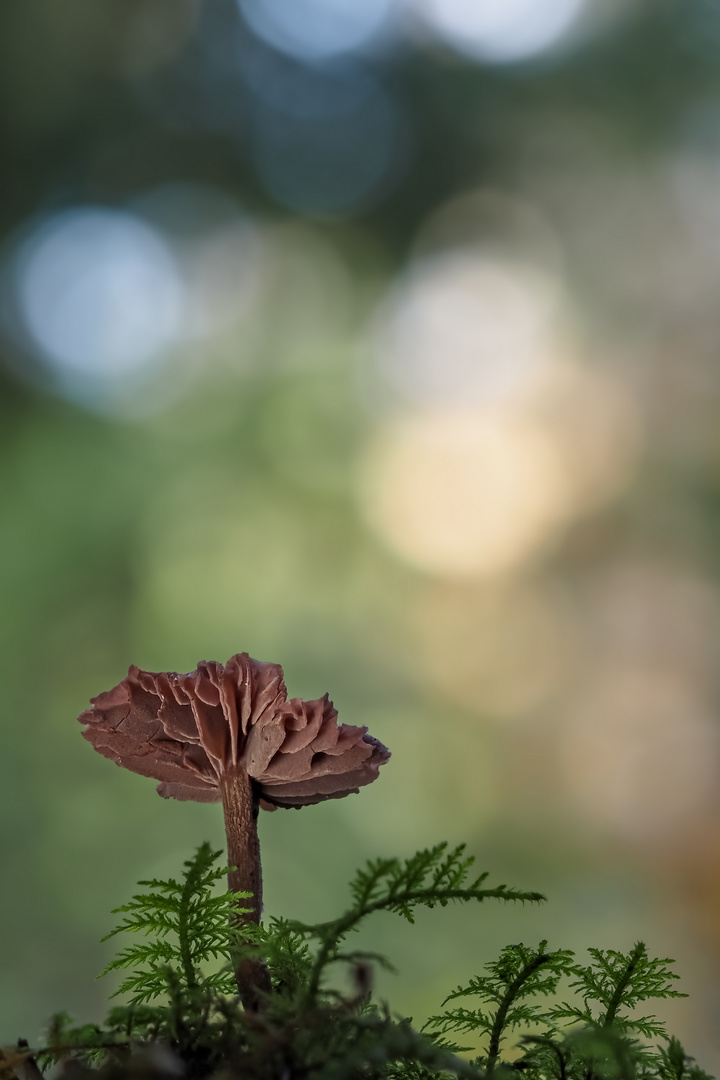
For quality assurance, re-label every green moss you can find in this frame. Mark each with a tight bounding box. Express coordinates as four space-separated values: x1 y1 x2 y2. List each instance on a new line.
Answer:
3 845 710 1080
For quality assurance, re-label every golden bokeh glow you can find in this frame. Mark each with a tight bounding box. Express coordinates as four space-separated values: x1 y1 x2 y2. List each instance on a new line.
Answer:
409 579 577 720
360 407 573 577
559 669 719 839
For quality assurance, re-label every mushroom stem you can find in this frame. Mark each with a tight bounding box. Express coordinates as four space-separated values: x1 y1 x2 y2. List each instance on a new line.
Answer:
220 766 263 921
219 766 271 1009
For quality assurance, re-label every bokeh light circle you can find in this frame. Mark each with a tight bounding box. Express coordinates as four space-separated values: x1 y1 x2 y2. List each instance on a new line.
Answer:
15 207 184 379
237 0 393 61
249 64 403 217
375 252 561 407
411 580 577 720
419 0 588 63
560 670 719 839
360 408 573 578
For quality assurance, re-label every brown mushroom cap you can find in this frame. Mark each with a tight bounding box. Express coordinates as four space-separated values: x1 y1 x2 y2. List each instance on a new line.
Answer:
78 653 390 809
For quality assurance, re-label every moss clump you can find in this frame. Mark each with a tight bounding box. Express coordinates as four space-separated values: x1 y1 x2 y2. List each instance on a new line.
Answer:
1 845 711 1080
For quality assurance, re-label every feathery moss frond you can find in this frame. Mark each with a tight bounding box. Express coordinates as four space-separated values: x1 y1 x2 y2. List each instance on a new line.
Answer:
291 843 545 1006
99 842 251 1003
424 942 575 1071
18 845 710 1080
549 942 687 1040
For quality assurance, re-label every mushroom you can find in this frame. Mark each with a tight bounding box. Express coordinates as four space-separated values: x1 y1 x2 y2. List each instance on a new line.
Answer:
78 653 390 1007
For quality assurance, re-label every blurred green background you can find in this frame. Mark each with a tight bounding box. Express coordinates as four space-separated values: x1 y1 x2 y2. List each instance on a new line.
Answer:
2 0 720 1067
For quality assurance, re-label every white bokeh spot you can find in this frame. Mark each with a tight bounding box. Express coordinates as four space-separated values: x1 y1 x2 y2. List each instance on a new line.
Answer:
419 0 588 63
375 252 561 407
16 208 184 380
238 0 393 61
